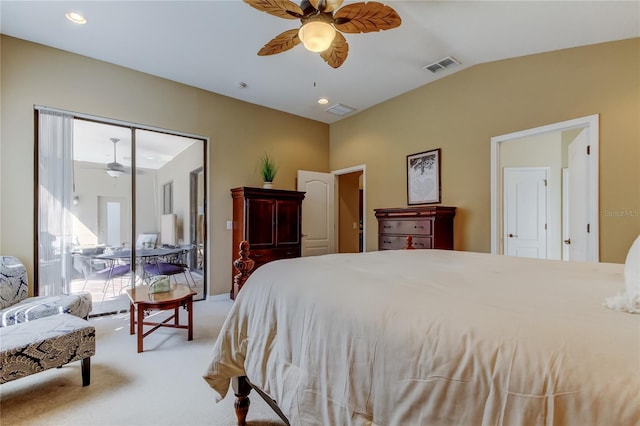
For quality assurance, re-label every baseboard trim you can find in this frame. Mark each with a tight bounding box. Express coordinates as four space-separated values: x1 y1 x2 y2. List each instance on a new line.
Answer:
206 293 231 302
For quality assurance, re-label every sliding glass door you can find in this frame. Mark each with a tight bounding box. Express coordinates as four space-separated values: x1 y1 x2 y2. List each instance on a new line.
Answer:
134 129 207 301
36 108 207 315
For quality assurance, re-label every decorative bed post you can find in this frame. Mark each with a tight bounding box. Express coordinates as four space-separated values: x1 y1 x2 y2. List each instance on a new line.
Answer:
230 241 290 426
233 240 255 299
232 376 252 426
232 241 254 426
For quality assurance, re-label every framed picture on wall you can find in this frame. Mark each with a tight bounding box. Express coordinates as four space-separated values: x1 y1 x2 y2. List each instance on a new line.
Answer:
406 148 441 205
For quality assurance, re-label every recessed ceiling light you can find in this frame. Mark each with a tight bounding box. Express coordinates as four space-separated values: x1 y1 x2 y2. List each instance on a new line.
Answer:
318 98 329 105
65 12 87 25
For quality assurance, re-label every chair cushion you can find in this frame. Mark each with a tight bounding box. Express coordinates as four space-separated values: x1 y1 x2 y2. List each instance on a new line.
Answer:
144 262 184 276
92 263 130 279
0 291 92 327
0 313 95 384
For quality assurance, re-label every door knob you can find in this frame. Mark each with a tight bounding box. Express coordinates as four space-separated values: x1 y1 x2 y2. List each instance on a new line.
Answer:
564 238 571 244
508 233 518 238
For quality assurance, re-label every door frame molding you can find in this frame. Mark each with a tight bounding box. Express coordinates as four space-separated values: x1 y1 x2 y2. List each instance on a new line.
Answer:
490 114 599 261
332 164 367 253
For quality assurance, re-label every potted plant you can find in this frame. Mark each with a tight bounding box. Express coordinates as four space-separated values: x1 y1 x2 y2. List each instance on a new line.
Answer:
260 152 278 189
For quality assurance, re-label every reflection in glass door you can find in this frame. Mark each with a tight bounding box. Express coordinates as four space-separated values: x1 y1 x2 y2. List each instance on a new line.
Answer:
135 129 207 301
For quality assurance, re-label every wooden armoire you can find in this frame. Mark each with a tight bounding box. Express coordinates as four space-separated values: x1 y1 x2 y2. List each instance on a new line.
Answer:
230 187 305 299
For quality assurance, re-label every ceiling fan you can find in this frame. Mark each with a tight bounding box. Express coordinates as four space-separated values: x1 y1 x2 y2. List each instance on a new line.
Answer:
244 0 401 68
106 137 127 178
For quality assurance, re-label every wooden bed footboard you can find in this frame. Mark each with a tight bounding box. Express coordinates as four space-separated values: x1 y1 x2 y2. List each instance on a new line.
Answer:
230 238 416 425
232 242 290 426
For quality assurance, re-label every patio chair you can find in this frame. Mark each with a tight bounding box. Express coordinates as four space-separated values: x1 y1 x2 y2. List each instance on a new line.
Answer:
142 248 196 288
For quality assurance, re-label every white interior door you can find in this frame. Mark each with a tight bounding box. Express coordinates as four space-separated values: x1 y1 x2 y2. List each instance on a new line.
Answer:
98 196 129 248
504 167 548 259
297 170 335 256
562 167 570 260
567 129 589 261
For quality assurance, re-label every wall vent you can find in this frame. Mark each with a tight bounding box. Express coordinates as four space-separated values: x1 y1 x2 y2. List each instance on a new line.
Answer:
327 103 357 116
423 56 460 73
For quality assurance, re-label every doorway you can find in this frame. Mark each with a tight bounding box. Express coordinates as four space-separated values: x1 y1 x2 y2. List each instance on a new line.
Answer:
297 164 367 256
337 171 364 253
490 115 599 262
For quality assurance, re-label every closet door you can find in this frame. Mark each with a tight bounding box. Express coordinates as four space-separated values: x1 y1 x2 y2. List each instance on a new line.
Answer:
276 199 302 247
246 198 276 248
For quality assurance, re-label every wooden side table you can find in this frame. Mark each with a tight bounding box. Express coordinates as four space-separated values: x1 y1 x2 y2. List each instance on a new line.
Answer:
126 283 197 353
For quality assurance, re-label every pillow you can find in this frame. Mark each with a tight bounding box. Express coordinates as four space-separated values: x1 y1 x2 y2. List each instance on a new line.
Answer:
624 234 640 299
604 234 640 313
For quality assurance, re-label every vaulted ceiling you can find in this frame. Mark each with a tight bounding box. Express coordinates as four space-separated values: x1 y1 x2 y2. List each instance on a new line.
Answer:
2 1 639 125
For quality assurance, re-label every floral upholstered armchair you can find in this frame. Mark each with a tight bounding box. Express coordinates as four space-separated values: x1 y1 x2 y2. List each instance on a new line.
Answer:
0 256 92 327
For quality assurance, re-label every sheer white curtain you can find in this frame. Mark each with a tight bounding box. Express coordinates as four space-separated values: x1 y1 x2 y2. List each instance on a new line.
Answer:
37 109 75 296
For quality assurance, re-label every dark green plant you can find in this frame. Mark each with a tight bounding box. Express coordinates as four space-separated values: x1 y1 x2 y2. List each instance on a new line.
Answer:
260 152 278 182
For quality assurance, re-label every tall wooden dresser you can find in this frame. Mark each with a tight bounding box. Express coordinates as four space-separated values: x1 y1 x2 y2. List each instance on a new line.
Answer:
374 206 456 250
230 187 305 298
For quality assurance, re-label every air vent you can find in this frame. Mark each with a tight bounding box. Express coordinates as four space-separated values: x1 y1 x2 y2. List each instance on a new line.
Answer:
326 103 357 116
423 56 460 74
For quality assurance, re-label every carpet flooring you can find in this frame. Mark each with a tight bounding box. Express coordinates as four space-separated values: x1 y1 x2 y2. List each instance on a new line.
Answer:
0 298 286 426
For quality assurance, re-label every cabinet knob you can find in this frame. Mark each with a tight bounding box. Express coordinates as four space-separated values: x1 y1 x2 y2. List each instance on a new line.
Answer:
508 233 518 238
564 238 571 245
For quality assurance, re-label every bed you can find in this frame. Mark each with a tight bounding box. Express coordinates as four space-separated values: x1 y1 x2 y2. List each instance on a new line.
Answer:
204 243 640 425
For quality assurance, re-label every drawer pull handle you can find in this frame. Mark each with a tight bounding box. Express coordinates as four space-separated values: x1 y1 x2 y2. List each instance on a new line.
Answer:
286 251 295 255
414 225 424 229
253 254 263 258
383 225 392 229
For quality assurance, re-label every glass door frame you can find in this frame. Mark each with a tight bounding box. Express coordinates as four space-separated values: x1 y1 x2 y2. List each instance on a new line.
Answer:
34 107 208 306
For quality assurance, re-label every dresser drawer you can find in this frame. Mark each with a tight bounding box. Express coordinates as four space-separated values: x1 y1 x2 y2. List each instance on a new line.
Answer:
379 235 432 250
379 219 433 236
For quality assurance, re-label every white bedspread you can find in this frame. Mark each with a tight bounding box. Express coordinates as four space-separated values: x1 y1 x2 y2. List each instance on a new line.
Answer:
204 250 640 425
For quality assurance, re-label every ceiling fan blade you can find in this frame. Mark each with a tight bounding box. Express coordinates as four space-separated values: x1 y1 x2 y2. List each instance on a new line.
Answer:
320 31 348 68
258 29 301 56
333 1 401 33
243 0 304 19
309 0 343 13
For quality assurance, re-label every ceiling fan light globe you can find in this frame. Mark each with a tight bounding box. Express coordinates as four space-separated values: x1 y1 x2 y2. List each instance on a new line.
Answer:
298 22 336 53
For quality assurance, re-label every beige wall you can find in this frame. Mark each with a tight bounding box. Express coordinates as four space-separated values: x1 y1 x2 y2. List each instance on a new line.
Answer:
0 35 330 296
330 38 640 263
2 36 639 302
